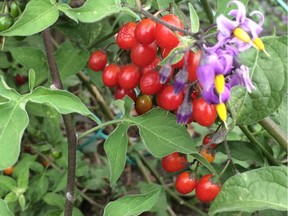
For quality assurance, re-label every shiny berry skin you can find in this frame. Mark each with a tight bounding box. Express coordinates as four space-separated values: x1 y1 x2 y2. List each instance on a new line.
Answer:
15 74 26 86
175 172 198 194
0 14 13 31
131 42 158 67
88 50 108 72
191 98 217 127
200 148 216 163
203 134 217 148
51 149 61 159
141 57 160 74
161 48 184 69
155 14 183 49
162 152 187 172
187 50 201 82
114 86 137 101
139 70 163 95
102 64 121 88
3 166 14 175
116 22 137 50
135 95 153 115
118 64 141 90
157 85 184 110
134 18 156 45
195 174 221 203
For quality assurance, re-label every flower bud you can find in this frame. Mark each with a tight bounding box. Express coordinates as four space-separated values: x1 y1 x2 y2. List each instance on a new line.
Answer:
173 68 187 95
159 64 172 84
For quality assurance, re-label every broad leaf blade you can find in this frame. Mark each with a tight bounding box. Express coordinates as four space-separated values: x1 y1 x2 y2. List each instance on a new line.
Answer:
229 36 287 125
0 199 14 216
104 123 129 185
209 166 288 215
134 109 197 158
104 189 161 216
68 0 121 23
0 101 29 170
0 0 59 36
0 76 20 101
28 87 95 119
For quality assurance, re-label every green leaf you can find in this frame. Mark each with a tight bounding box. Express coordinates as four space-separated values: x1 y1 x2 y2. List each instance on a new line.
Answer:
134 109 197 158
18 194 26 211
4 192 18 203
57 3 78 23
217 141 264 168
0 176 17 191
159 46 186 66
28 87 95 119
114 96 135 117
229 36 288 125
103 189 161 216
68 0 121 23
55 41 90 80
209 166 288 215
28 69 36 92
26 174 49 201
43 192 65 208
0 76 20 101
188 3 199 33
0 199 14 216
156 0 173 10
104 123 129 185
17 166 30 190
0 101 29 170
215 0 249 18
190 153 218 176
0 0 59 36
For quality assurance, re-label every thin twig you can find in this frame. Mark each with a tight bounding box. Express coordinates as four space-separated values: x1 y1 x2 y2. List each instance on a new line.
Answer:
42 28 78 216
223 141 239 174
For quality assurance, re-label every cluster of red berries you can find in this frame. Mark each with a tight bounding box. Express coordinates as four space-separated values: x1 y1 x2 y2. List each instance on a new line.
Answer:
88 14 218 123
161 134 220 202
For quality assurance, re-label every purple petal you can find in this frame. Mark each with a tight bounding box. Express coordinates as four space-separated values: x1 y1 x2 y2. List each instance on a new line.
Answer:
176 99 192 124
202 85 231 104
242 17 263 39
216 15 238 37
229 65 256 92
227 0 247 23
159 64 172 84
197 64 215 90
173 68 188 95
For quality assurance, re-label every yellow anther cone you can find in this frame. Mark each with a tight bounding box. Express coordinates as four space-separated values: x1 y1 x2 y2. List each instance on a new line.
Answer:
233 28 251 43
253 37 270 57
214 75 225 94
216 103 227 128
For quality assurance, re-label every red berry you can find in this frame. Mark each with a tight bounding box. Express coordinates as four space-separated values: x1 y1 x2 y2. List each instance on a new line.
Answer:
139 70 163 95
195 174 221 203
157 85 184 110
102 64 121 88
114 86 137 101
135 95 153 115
118 64 141 90
203 134 217 148
162 152 187 172
15 74 26 86
141 57 160 74
88 50 108 72
131 41 158 67
155 14 184 49
116 22 137 50
134 18 156 45
192 98 217 127
187 50 201 82
175 171 198 194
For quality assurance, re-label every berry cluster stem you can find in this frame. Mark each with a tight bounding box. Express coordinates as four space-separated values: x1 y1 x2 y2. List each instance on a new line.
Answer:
42 28 77 216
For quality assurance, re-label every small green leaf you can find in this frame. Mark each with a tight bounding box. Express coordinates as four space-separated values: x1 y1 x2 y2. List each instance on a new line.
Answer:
28 69 36 92
188 3 199 33
114 96 135 117
0 101 29 170
43 193 65 208
104 189 161 216
104 123 129 185
156 0 173 10
159 46 186 66
17 166 30 190
209 166 288 215
229 36 287 125
18 194 26 211
68 0 121 23
134 109 197 158
0 0 59 36
190 153 218 176
57 3 78 22
26 174 49 202
4 192 17 203
0 176 17 191
0 199 14 216
28 87 95 119
0 76 20 101
55 41 90 80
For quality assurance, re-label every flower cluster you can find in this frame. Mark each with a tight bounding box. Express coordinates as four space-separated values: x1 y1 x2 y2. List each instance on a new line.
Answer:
173 0 268 126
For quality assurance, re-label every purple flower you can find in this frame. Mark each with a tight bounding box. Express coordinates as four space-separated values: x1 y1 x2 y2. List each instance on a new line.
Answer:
228 65 256 92
173 67 188 95
159 64 172 84
202 85 231 104
176 90 192 124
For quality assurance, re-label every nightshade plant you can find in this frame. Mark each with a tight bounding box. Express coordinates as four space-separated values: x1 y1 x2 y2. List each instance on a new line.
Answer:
0 0 287 216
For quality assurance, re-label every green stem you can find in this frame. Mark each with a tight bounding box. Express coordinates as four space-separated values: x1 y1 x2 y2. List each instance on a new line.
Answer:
199 0 214 24
258 117 288 152
239 126 280 166
135 150 207 216
78 119 123 139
